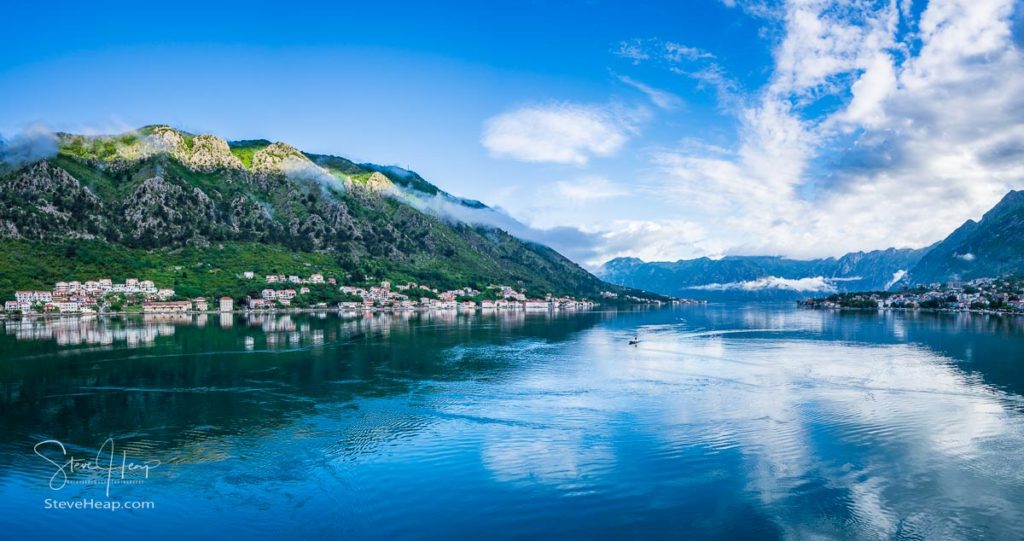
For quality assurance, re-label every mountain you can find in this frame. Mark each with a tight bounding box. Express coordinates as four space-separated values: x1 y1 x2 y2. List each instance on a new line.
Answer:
905 190 1024 284
597 248 927 300
0 125 653 301
599 190 1024 299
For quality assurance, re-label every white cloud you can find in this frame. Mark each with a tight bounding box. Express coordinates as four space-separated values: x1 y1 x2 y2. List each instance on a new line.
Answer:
615 74 684 110
475 0 1022 266
481 102 639 165
613 39 650 64
554 177 629 202
0 123 58 166
665 42 715 62
885 270 907 289
279 156 347 191
584 219 725 266
639 0 1024 260
833 51 897 129
693 276 840 293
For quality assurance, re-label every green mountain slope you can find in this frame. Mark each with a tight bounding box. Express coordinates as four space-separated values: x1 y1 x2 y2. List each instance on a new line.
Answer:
0 126 651 301
906 190 1024 284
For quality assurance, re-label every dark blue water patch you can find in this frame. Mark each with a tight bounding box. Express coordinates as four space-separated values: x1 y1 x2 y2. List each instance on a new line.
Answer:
1 306 1024 539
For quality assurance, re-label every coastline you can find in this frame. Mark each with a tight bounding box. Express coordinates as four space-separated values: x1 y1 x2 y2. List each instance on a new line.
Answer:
0 304 616 321
798 304 1024 318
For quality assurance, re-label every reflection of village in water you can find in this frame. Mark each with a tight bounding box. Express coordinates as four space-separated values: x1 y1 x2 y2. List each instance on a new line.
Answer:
0 308 598 348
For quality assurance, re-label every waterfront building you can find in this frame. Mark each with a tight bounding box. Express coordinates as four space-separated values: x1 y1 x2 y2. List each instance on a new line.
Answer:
142 301 192 314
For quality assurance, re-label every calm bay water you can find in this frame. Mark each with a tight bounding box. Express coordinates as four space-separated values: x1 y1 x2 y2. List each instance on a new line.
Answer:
1 305 1024 539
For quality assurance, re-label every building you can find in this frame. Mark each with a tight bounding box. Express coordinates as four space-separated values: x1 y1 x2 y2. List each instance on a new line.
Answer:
15 291 52 303
243 271 255 279
56 302 80 313
524 300 550 311
219 297 234 312
248 298 271 310
4 300 24 312
143 301 192 313
194 297 209 311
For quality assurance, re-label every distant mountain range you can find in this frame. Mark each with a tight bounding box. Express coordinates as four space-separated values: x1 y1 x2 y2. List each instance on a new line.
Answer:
598 190 1024 300
0 125 655 301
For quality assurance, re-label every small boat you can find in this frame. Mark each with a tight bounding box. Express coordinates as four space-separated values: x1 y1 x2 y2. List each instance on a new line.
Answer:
628 335 640 345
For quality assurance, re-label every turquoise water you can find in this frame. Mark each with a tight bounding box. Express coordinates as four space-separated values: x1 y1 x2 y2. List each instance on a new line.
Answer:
1 305 1023 539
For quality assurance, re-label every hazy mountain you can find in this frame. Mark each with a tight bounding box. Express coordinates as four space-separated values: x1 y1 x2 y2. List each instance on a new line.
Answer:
597 248 927 300
599 190 1024 299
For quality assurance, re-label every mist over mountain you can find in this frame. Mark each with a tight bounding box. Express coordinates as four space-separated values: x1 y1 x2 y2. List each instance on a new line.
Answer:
599 190 1024 300
0 126 654 300
597 248 928 300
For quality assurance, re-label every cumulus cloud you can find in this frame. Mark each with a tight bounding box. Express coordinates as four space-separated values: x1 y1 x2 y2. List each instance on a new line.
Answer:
481 102 641 165
644 0 1024 260
0 123 58 167
478 0 1021 267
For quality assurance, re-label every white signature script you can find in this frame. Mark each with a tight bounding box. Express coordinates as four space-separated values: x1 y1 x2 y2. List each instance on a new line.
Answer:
34 439 161 497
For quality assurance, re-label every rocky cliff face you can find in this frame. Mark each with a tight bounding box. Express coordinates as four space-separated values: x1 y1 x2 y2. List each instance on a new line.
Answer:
0 162 108 239
364 172 394 193
121 176 219 246
179 135 244 172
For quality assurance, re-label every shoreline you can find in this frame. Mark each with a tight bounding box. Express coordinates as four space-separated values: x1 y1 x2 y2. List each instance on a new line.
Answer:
0 304 629 320
799 304 1024 318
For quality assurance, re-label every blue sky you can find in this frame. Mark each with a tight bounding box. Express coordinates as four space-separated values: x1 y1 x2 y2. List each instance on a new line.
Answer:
2 0 1022 267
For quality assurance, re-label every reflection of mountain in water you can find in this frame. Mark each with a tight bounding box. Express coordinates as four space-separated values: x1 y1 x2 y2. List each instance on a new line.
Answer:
0 310 611 470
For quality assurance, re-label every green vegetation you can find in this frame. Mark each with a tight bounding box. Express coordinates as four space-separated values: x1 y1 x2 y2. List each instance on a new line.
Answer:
228 139 271 169
0 240 350 301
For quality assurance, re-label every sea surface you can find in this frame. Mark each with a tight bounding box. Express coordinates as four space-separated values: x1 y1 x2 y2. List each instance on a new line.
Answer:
1 305 1023 540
